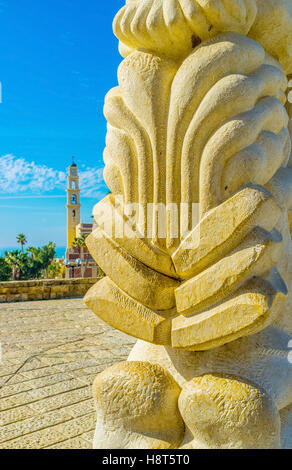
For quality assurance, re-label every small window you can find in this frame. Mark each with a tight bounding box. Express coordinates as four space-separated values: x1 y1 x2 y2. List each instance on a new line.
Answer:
71 169 77 176
72 181 76 189
72 210 76 217
71 194 77 205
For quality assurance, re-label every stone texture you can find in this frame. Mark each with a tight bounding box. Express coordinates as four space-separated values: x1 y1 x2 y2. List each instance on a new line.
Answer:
175 227 284 316
85 277 173 345
178 374 281 449
0 279 99 303
86 227 179 310
0 298 135 449
85 0 292 450
172 186 282 278
93 194 178 278
172 277 287 351
92 362 184 449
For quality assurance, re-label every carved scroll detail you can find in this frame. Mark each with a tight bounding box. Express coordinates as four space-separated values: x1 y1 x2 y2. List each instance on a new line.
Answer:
114 0 258 59
85 31 292 352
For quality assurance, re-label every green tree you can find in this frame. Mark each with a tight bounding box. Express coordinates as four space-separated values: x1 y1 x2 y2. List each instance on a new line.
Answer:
4 251 25 280
26 246 38 258
23 254 42 279
4 243 57 281
72 234 91 278
38 242 57 279
48 261 61 279
16 234 27 253
0 257 11 281
72 234 88 248
72 237 82 248
24 247 44 279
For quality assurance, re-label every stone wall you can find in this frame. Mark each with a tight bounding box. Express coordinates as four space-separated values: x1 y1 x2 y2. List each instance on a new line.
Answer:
0 278 99 303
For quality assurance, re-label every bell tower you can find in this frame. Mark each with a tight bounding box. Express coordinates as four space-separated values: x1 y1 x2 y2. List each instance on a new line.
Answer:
66 158 81 250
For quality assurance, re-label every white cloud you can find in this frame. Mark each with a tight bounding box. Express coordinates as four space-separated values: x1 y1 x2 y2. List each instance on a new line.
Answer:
0 154 106 198
79 167 104 197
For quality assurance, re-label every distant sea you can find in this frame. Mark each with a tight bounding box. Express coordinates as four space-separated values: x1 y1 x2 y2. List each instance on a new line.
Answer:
0 246 66 259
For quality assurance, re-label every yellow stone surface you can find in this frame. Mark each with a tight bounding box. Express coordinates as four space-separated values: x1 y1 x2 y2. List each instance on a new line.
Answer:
0 299 135 449
179 374 281 449
92 362 184 449
86 227 179 310
0 279 98 303
172 274 287 350
84 0 292 449
172 185 282 278
84 276 173 345
175 227 283 316
93 194 178 278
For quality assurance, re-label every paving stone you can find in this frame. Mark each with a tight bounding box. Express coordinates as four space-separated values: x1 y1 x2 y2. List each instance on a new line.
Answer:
47 436 92 449
0 373 75 399
0 298 135 448
62 399 95 419
21 365 66 380
0 408 72 443
0 366 19 378
0 381 37 399
81 430 95 443
2 373 33 386
29 386 92 413
0 428 65 449
0 405 38 426
52 413 96 440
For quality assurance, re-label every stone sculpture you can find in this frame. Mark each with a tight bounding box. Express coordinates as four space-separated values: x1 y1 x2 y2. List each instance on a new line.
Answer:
84 0 292 448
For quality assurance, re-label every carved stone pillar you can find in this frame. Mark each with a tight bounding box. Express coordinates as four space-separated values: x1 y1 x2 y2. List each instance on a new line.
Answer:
85 0 292 449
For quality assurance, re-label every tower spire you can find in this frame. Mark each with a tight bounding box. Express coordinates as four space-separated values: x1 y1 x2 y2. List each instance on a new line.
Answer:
66 159 81 250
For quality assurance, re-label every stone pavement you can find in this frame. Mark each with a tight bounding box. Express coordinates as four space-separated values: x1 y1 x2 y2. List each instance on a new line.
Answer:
0 298 135 449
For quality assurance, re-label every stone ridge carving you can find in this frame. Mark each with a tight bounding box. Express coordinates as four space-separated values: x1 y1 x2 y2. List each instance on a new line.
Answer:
87 31 290 350
114 0 258 59
84 0 292 449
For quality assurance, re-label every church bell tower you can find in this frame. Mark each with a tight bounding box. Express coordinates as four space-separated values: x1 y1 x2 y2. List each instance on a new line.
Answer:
66 158 81 250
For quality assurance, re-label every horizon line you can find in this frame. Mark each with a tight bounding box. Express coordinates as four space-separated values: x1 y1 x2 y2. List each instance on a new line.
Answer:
0 195 101 200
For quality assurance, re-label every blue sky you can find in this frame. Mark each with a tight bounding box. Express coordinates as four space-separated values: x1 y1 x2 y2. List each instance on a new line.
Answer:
0 0 124 248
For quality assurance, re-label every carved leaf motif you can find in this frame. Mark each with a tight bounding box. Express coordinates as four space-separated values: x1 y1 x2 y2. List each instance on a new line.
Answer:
87 32 292 350
103 32 290 250
114 0 258 58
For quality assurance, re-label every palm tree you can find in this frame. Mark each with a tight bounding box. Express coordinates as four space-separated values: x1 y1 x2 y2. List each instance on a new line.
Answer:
71 235 89 277
72 237 83 248
4 251 22 280
72 234 88 248
26 246 38 259
16 234 27 253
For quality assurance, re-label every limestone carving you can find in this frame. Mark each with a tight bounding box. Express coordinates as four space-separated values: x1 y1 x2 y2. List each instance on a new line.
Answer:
85 0 292 449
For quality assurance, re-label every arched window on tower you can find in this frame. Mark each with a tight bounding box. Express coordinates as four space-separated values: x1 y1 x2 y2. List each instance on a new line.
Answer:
71 194 77 205
71 181 76 190
72 210 76 218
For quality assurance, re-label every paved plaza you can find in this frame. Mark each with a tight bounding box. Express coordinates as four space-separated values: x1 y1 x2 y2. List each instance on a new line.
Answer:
0 298 135 449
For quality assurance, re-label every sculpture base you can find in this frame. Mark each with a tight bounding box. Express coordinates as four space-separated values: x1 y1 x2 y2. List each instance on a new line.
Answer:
92 325 292 449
